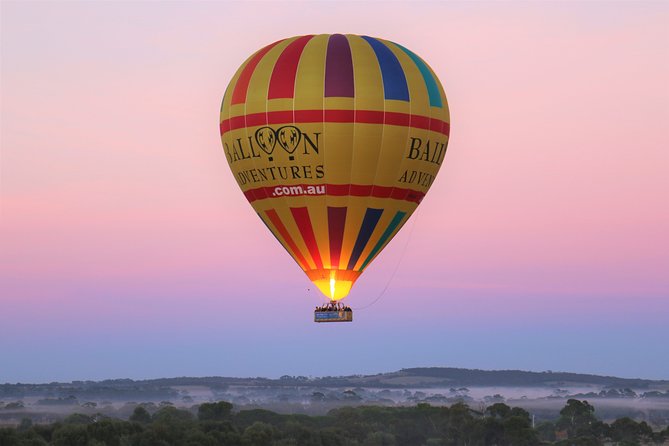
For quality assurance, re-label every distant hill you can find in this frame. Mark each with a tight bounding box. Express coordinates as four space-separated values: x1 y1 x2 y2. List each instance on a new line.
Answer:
294 367 668 389
2 367 667 400
370 367 669 388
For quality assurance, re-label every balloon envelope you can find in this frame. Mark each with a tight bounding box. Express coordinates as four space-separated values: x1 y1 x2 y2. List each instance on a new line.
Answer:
220 34 450 301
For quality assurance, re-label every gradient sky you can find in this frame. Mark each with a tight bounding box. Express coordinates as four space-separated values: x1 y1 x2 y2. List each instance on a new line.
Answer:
1 1 667 383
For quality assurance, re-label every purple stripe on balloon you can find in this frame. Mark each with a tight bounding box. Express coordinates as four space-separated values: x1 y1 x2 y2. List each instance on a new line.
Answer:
325 34 354 98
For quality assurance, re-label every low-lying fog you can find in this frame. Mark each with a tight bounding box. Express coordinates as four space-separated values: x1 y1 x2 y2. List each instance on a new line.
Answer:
2 384 669 427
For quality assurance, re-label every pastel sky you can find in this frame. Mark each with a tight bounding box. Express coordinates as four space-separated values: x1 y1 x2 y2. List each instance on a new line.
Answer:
1 1 667 383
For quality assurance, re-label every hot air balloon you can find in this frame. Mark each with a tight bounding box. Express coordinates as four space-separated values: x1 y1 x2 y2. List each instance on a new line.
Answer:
220 34 450 322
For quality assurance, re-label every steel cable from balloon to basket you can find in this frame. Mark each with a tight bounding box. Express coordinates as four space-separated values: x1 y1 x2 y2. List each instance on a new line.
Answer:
352 209 420 311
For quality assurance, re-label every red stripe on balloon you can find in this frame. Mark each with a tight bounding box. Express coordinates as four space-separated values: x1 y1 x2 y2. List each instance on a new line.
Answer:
245 114 267 127
231 40 284 105
430 119 446 134
220 110 450 137
370 186 392 198
265 209 310 271
410 115 429 128
327 207 347 269
290 207 323 270
383 112 410 126
268 35 314 100
242 184 425 204
324 109 354 122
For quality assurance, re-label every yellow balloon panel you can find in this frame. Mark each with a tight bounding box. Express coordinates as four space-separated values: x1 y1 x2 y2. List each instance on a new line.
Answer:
220 34 450 301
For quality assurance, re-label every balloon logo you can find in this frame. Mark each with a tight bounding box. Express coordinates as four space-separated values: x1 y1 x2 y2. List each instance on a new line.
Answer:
276 126 301 160
220 34 450 302
254 127 277 160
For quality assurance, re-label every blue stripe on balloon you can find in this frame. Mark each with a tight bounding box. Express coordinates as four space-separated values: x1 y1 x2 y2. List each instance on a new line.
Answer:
361 36 410 102
359 211 407 271
393 43 443 108
347 208 384 270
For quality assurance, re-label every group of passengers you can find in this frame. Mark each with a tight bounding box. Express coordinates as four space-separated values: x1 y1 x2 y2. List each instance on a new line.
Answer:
315 301 352 312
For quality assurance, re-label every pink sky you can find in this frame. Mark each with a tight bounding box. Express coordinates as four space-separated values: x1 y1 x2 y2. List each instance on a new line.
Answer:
1 1 667 382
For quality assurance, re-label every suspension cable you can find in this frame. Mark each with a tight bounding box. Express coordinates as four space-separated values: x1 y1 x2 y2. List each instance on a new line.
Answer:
352 210 420 311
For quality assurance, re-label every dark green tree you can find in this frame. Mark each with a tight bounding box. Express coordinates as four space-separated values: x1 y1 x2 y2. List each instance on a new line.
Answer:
502 414 537 446
363 431 396 446
17 418 33 432
51 424 89 446
441 402 484 445
241 421 274 446
486 402 512 419
0 428 19 445
557 399 598 438
392 415 429 446
129 406 152 424
483 402 537 445
183 428 218 446
198 401 233 421
151 406 194 424
318 428 346 446
87 419 142 446
19 437 49 446
282 420 321 446
62 413 93 425
535 421 557 442
609 417 648 445
129 429 170 446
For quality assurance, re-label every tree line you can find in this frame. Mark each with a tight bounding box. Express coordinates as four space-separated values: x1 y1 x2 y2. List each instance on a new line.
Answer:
0 399 667 445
